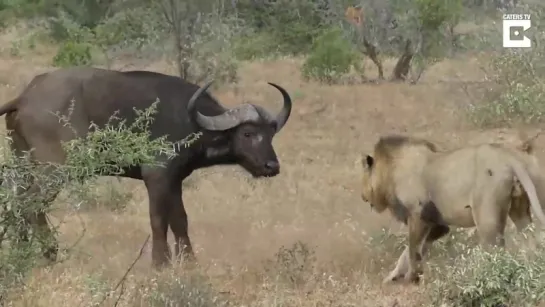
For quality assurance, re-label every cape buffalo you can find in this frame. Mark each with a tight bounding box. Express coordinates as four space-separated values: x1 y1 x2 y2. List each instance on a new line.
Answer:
0 67 292 268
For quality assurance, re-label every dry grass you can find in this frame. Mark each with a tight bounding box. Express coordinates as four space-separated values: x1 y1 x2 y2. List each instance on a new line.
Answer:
1 27 545 307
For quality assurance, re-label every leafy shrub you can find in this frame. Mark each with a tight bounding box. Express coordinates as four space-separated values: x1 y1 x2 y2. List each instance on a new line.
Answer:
469 82 545 127
301 27 362 84
0 101 201 299
50 0 112 29
415 0 458 31
231 31 279 60
263 241 317 288
52 40 93 67
48 10 95 43
465 3 545 127
143 273 229 307
467 49 545 127
176 14 241 86
236 0 327 56
93 7 166 51
75 177 132 212
428 241 545 307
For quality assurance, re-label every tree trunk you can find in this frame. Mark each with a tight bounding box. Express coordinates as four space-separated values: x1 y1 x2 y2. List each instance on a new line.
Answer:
362 37 384 80
391 39 413 81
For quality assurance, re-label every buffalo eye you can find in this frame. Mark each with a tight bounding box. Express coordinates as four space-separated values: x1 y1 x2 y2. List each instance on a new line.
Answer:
244 132 252 137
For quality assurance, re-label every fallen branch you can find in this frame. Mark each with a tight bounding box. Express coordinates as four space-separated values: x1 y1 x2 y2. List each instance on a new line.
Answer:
97 234 150 306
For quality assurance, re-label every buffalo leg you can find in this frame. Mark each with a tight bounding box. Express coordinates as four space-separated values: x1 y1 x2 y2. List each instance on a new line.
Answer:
11 132 65 263
143 169 180 268
168 192 195 265
19 172 61 263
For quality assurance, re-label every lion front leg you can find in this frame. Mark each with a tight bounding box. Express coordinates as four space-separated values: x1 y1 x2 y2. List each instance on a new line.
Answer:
383 216 434 284
383 246 410 284
403 215 431 283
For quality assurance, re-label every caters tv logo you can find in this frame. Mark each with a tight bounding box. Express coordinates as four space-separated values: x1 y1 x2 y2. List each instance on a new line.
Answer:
503 13 531 48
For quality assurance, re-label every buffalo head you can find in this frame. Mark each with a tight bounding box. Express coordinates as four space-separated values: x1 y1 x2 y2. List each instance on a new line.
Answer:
187 81 292 177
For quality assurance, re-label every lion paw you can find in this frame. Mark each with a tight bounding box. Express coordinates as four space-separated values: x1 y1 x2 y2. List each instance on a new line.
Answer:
383 270 422 285
382 272 405 284
404 270 421 284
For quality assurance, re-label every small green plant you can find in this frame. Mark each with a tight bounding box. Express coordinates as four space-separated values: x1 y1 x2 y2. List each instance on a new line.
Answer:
76 178 132 212
301 27 362 84
83 272 110 305
52 41 93 67
264 240 317 288
145 273 229 307
428 241 545 307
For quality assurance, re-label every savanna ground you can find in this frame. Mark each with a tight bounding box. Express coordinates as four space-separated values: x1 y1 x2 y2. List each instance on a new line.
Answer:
1 1 545 306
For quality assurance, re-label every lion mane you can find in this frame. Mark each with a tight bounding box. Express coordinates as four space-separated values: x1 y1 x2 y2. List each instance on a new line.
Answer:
360 135 439 224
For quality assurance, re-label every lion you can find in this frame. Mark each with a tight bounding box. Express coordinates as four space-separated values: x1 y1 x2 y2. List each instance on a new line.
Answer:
360 134 545 284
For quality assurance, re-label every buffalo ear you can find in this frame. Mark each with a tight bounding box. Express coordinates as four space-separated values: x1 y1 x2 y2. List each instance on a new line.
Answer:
365 155 374 167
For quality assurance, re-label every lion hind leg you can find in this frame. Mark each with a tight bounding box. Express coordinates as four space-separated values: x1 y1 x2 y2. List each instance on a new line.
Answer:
509 193 532 232
472 190 510 248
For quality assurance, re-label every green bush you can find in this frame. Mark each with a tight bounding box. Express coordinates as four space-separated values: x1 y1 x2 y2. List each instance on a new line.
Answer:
0 101 201 299
263 241 317 289
138 273 229 307
232 31 279 60
235 0 327 56
464 3 545 127
48 10 95 43
93 7 166 51
176 14 241 86
273 19 325 55
468 82 545 127
415 0 458 31
52 41 93 67
467 47 545 127
428 240 545 307
301 27 362 84
75 178 131 212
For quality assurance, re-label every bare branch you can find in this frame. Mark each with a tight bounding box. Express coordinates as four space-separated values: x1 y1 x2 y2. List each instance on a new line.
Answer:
98 234 150 306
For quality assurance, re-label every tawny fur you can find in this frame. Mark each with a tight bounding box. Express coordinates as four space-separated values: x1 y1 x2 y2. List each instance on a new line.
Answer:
360 134 545 284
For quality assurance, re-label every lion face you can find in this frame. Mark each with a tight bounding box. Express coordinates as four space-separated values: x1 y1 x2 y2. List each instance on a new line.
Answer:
361 154 387 213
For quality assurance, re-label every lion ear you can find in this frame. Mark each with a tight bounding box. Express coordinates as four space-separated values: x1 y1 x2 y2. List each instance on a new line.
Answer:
365 155 374 167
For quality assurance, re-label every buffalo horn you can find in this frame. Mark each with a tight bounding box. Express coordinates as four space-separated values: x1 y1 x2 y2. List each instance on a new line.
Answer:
267 82 292 132
187 81 292 132
187 80 261 131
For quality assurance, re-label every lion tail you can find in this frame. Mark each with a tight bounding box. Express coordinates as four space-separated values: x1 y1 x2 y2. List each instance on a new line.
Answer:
509 157 545 225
